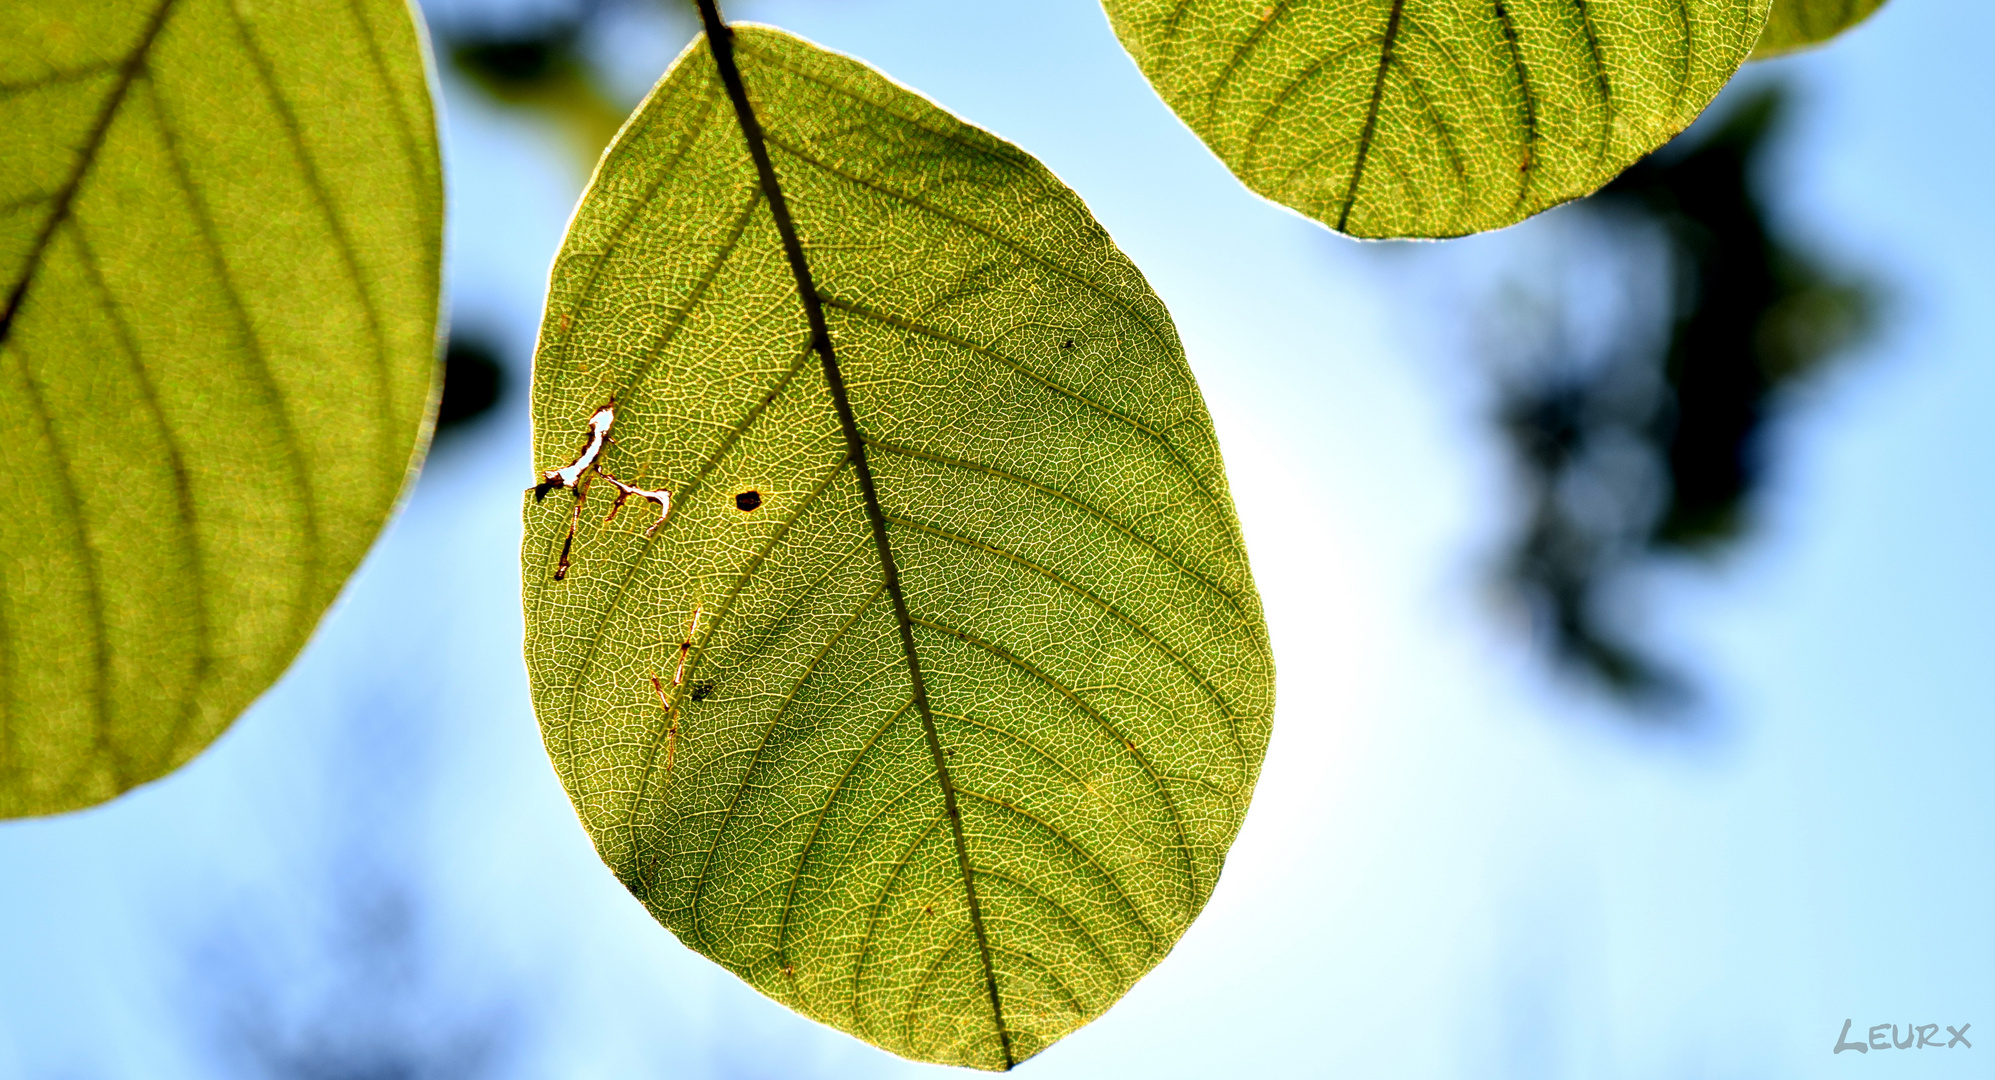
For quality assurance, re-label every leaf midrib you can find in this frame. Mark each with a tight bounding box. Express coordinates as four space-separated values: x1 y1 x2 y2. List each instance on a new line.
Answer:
0 0 178 344
690 6 1016 1067
1338 0 1406 232
0 0 192 799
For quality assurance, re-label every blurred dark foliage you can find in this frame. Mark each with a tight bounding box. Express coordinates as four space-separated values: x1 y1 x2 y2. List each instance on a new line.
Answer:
435 335 507 437
190 879 514 1080
180 686 522 1080
452 24 584 89
432 0 633 166
1494 84 1876 705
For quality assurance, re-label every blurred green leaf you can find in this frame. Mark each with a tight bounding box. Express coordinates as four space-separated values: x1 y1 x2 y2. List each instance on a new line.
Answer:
0 0 442 817
522 25 1271 1069
1750 0 1887 59
1102 0 1770 238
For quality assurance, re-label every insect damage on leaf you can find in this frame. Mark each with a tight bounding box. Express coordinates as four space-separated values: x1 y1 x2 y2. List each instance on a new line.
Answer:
533 402 615 500
646 604 708 785
533 403 673 580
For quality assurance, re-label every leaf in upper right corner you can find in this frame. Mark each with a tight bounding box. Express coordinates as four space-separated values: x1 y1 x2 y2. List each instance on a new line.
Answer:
1102 0 1771 238
1749 0 1887 59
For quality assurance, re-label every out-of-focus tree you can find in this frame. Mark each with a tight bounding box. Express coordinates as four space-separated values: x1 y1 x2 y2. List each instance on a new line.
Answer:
1491 85 1877 706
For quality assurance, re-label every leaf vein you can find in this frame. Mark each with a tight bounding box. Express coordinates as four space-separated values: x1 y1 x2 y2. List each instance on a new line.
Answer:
0 60 120 95
1338 0 1408 233
973 865 1126 983
4 337 116 789
759 132 1178 361
1207 0 1292 125
910 615 1202 905
0 0 179 351
821 294 1227 520
885 510 1239 744
70 221 212 772
772 694 916 972
609 188 766 407
862 433 1245 616
632 458 861 900
145 72 323 655
990 943 1087 1022
544 80 727 407
223 0 399 485
955 787 1161 943
1241 36 1380 179
849 808 949 1037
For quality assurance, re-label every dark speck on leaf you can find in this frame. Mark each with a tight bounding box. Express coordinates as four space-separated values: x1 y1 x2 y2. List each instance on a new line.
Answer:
1061 338 1074 349
735 490 762 512
690 680 715 702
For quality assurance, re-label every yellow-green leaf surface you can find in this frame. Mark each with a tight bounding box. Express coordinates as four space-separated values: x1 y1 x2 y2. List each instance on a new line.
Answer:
0 0 442 817
523 25 1272 1070
1750 0 1887 58
1103 0 1770 238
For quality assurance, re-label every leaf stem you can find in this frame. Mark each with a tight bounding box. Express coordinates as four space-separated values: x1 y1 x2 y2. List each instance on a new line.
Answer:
690 3 1015 1068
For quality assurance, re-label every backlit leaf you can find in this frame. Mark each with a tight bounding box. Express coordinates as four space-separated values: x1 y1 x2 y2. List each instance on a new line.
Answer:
1750 0 1887 59
0 0 442 817
1102 0 1771 238
522 25 1272 1069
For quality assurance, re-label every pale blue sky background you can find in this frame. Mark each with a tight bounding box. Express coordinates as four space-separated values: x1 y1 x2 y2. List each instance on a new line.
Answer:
3 1 1991 1077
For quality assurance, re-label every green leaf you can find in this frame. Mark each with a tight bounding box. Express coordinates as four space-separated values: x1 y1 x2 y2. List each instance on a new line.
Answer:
1749 0 1887 58
522 24 1272 1070
1102 0 1771 238
0 0 442 817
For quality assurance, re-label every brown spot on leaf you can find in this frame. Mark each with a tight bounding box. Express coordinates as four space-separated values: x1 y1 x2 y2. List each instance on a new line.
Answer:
735 490 762 512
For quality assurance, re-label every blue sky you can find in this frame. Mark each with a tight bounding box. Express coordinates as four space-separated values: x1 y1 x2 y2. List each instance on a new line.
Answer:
3 1 1991 1077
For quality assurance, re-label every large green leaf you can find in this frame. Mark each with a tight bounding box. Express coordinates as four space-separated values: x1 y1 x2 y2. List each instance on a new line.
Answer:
1750 0 1887 58
0 0 441 817
522 24 1272 1070
1102 0 1770 238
